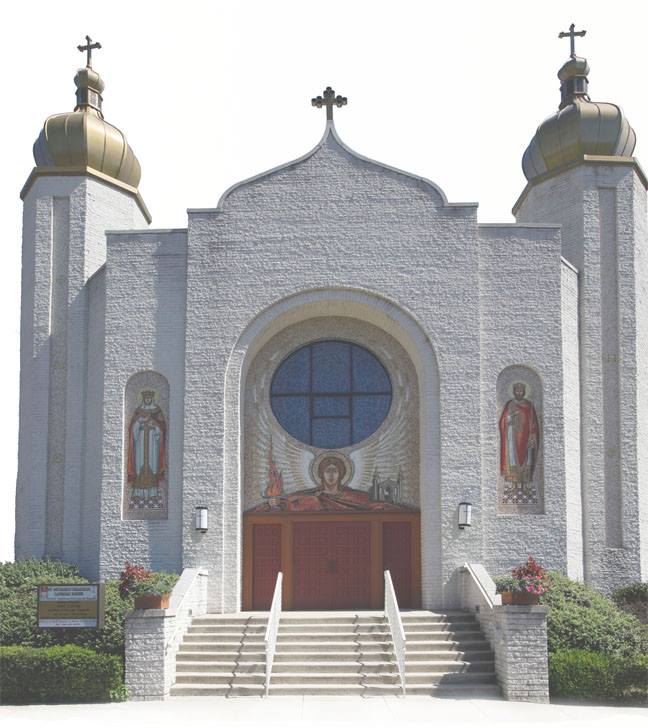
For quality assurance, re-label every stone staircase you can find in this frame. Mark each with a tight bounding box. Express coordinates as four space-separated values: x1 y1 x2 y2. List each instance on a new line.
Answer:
170 611 500 697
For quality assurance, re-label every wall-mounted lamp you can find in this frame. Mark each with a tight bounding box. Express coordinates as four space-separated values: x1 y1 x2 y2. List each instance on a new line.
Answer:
458 502 472 529
195 506 208 533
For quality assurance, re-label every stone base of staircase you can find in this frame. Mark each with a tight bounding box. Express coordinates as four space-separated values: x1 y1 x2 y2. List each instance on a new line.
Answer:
170 611 500 698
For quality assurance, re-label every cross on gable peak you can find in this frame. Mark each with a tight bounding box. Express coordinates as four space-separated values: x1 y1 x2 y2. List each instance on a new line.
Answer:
558 23 586 59
77 35 102 68
312 86 347 121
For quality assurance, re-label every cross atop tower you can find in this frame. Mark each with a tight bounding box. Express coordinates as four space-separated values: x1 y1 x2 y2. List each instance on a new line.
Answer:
558 23 586 59
77 35 102 68
311 87 347 121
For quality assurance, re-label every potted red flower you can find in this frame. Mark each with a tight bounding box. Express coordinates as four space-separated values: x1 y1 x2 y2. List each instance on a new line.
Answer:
119 562 179 609
497 556 548 605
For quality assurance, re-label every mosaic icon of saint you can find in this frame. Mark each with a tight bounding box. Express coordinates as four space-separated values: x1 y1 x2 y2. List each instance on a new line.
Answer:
251 453 408 512
499 382 539 485
127 390 167 508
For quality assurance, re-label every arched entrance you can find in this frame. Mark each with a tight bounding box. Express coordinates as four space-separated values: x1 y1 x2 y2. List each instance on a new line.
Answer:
243 512 421 609
229 295 439 611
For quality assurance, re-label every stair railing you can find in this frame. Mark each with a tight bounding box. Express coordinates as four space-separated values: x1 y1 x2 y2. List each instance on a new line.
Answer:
384 570 406 696
264 571 283 697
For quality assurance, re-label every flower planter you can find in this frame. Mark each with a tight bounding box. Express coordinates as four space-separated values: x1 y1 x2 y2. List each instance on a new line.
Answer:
134 593 170 609
500 590 540 606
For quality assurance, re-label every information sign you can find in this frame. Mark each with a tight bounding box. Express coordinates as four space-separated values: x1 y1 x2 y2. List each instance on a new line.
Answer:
37 583 105 628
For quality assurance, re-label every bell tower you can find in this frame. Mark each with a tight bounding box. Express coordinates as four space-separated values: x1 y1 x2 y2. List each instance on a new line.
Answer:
514 26 648 591
15 37 150 573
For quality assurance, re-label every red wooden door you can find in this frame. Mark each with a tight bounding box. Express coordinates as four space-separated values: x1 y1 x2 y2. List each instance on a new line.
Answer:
252 523 282 610
293 521 371 609
382 521 412 607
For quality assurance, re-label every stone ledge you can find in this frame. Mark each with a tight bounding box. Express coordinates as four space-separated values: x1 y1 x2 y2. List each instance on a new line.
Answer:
126 608 178 620
493 605 549 615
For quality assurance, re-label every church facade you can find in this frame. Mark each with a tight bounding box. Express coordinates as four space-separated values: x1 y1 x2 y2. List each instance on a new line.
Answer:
15 37 648 612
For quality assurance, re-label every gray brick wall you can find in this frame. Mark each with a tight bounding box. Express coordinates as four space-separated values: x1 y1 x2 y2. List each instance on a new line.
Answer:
516 163 647 592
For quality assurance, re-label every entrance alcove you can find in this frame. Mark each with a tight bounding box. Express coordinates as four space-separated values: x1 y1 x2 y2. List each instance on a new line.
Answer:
221 289 441 612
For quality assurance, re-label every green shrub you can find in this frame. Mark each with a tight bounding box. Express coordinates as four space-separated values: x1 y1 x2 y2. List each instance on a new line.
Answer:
615 653 648 702
612 582 648 604
549 649 648 703
540 572 648 658
0 559 81 600
549 649 617 700
0 645 125 704
612 582 648 625
0 576 133 656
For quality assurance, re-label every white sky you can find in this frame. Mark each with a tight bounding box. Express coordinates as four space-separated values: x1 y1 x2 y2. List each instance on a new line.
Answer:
1 0 647 562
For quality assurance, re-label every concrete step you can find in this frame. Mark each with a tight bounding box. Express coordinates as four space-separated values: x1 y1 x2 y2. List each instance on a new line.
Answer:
171 609 498 699
178 640 392 653
405 671 498 686
176 661 263 673
403 624 483 634
279 617 386 625
174 672 265 685
277 623 388 634
177 643 260 652
182 633 255 642
268 672 401 686
405 632 488 650
169 684 402 697
176 650 266 661
403 621 478 632
187 624 265 633
268 684 402 696
405 660 494 673
405 662 495 683
405 649 493 661
276 631 391 642
174 671 401 686
405 683 501 697
271 661 393 674
170 684 265 697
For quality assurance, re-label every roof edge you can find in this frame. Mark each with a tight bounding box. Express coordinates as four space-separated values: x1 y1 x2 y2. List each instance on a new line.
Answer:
513 155 648 216
21 166 152 224
189 121 477 215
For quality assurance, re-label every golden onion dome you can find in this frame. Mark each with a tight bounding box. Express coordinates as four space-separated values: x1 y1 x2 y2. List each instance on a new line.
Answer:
522 55 636 181
33 62 141 189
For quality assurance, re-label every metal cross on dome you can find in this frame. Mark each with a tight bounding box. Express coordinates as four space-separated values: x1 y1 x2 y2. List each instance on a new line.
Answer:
77 35 102 68
558 23 586 59
311 87 347 121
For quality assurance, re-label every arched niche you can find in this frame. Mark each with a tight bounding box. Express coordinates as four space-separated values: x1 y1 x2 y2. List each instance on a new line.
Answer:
497 365 544 514
220 287 441 612
123 370 170 520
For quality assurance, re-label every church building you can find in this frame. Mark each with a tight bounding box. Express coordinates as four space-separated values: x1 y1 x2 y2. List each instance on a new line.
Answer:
15 31 648 614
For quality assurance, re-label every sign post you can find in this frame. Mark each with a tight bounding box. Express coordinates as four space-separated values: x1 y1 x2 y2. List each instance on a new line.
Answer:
37 583 105 629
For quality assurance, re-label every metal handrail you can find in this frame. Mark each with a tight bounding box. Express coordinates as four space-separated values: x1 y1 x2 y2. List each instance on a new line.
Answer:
384 570 406 696
264 571 283 697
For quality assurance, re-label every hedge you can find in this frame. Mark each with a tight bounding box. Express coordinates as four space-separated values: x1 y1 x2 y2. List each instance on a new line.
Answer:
0 574 134 656
549 649 648 702
540 572 648 658
0 645 125 704
612 582 648 625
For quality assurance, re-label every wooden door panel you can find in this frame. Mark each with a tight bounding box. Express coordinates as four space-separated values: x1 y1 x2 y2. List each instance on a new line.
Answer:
252 523 282 610
245 512 420 610
293 522 333 609
331 522 371 608
382 521 412 608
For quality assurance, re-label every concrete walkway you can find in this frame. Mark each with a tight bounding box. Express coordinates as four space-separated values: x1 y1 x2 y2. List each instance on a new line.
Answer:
1 696 646 728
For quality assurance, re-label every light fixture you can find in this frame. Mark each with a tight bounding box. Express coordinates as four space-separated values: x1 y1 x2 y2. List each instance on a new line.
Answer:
195 506 208 533
458 502 472 529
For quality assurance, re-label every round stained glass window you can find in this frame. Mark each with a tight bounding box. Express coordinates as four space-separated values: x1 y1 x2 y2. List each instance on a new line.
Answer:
270 340 392 448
